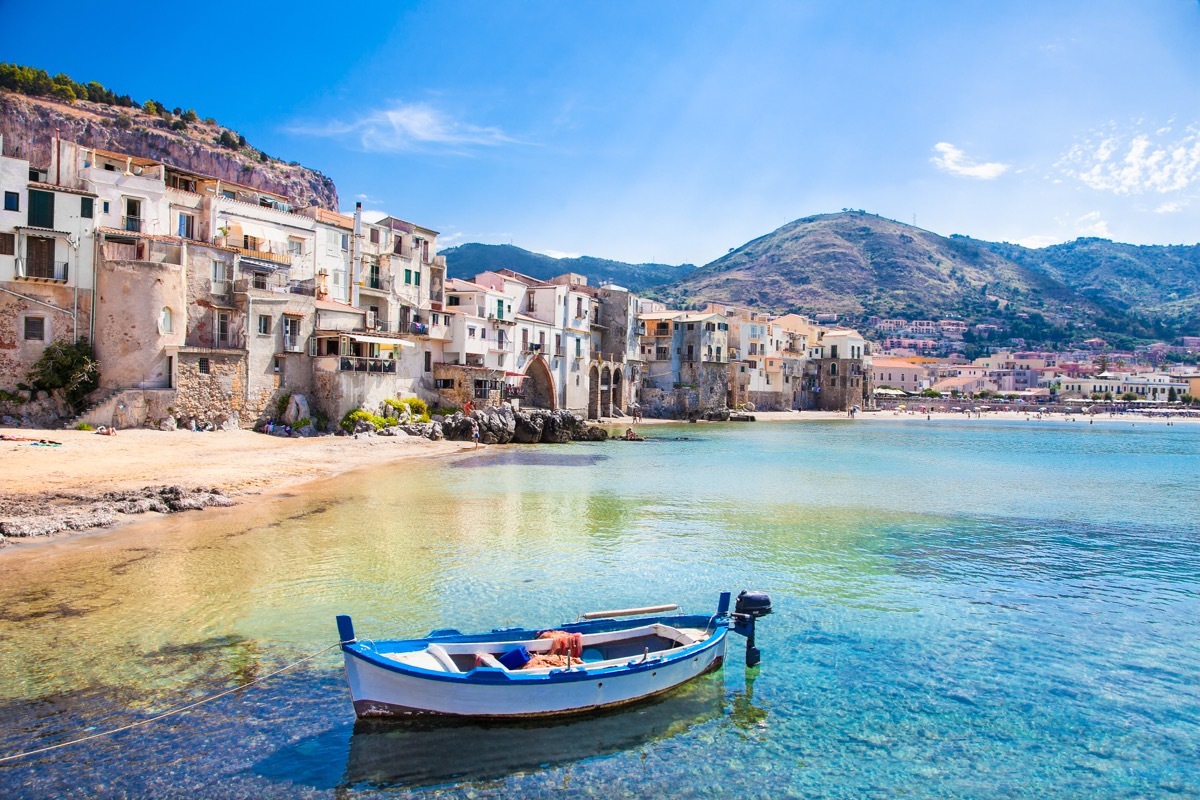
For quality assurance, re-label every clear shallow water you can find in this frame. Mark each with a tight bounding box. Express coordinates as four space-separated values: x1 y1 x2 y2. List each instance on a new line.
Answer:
0 418 1198 798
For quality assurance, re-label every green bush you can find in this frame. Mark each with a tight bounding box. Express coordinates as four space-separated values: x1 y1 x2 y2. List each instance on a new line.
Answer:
383 396 430 422
275 393 292 420
74 421 95 431
340 409 390 432
27 338 99 413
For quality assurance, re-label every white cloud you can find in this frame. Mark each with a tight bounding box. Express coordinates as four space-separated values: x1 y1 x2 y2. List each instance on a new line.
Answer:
1059 123 1200 194
1013 234 1060 248
289 101 519 153
1076 211 1110 238
1154 199 1187 214
538 249 582 259
930 142 1010 180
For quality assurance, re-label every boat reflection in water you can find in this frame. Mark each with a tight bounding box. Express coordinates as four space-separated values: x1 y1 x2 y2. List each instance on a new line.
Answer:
342 670 731 791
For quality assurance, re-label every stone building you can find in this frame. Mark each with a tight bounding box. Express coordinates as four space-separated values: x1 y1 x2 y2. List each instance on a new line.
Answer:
803 328 873 411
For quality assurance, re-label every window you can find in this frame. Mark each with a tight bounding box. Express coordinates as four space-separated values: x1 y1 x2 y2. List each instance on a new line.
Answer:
258 315 272 335
198 357 210 374
211 260 230 293
576 297 583 318
339 233 349 251
575 338 582 357
81 197 94 219
123 197 141 232
216 311 231 346
527 294 536 312
252 272 269 290
435 378 455 389
28 189 54 228
424 351 432 372
468 326 476 338
369 228 379 244
4 191 18 211
0 233 13 255
830 345 839 359
160 307 173 334
288 238 303 255
447 295 460 306
498 330 506 347
178 214 195 239
555 334 562 355
521 328 529 350
102 201 110 214
657 347 669 360
24 316 45 340
404 268 412 285
414 269 420 287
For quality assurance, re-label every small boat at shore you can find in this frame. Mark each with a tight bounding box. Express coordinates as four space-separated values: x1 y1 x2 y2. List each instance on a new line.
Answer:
335 591 772 719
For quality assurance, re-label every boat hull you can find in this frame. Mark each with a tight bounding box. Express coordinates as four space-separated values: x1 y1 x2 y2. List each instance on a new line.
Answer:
341 616 729 719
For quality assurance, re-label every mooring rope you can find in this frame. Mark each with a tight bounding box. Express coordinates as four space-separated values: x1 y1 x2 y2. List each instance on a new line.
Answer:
0 641 343 764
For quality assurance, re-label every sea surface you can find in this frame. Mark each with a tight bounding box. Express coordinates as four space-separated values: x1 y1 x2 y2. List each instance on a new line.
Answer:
0 417 1197 799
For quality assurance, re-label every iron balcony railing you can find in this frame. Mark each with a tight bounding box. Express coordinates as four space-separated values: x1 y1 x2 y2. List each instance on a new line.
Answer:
339 357 397 374
16 259 69 282
283 334 303 353
123 216 143 232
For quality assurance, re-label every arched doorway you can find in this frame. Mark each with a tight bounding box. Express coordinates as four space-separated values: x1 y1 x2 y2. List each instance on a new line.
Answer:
611 368 624 415
600 366 612 418
524 356 557 409
588 364 600 419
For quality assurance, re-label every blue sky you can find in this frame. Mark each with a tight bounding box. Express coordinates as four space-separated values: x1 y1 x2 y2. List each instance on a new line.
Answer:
4 1 1199 265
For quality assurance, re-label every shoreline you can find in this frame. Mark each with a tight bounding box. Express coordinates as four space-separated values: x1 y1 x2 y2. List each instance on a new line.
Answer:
2 408 1193 552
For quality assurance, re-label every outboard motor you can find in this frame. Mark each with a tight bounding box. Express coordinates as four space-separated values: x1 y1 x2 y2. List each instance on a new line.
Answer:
731 590 772 667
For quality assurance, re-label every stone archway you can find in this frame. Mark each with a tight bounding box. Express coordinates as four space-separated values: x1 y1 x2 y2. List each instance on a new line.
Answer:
588 364 601 419
524 356 557 409
611 368 624 415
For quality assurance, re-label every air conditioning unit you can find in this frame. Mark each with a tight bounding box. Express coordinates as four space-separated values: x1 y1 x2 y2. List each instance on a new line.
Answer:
366 311 378 329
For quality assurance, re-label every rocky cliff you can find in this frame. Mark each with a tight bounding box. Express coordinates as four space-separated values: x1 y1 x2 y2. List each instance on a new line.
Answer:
0 92 338 210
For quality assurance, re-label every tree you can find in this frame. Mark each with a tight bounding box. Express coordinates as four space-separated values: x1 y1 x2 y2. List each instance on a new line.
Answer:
1168 387 1177 402
182 109 199 123
1120 392 1138 401
25 338 100 412
143 99 159 115
218 130 239 149
114 113 133 130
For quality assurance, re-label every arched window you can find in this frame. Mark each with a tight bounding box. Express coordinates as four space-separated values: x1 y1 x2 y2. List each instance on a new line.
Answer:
160 307 173 334
830 362 838 376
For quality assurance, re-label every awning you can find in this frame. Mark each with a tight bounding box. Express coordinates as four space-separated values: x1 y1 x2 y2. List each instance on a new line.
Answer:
505 371 529 381
348 333 415 347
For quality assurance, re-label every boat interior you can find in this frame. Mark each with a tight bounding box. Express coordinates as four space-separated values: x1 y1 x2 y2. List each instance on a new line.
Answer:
383 623 713 674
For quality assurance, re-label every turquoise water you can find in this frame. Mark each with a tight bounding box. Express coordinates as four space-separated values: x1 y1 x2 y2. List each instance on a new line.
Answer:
0 418 1197 798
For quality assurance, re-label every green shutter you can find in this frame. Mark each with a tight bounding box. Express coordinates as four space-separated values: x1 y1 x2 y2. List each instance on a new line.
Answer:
28 190 55 229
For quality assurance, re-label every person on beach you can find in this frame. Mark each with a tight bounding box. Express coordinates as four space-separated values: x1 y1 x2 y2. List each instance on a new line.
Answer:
95 425 117 436
472 421 480 449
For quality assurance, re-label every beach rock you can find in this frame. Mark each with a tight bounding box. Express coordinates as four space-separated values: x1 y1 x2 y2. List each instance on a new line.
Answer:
283 394 310 425
296 424 317 437
157 416 178 431
512 411 545 443
353 420 376 436
399 422 442 440
215 413 239 432
376 425 400 436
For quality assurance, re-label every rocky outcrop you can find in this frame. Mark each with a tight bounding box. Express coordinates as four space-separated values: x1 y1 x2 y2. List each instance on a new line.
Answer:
0 485 232 541
0 93 338 210
437 405 608 445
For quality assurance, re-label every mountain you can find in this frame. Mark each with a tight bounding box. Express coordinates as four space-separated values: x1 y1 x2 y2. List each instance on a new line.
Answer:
0 88 337 210
653 211 1084 317
441 243 696 292
972 237 1200 328
649 211 1199 343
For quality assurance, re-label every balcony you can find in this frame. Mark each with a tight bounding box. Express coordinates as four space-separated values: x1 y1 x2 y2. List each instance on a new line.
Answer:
233 245 293 267
123 216 143 233
16 259 69 282
283 334 304 353
396 321 429 336
362 274 392 292
339 357 397 374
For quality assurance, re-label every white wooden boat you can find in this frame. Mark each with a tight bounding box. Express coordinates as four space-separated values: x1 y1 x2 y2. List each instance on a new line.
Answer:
335 591 771 718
